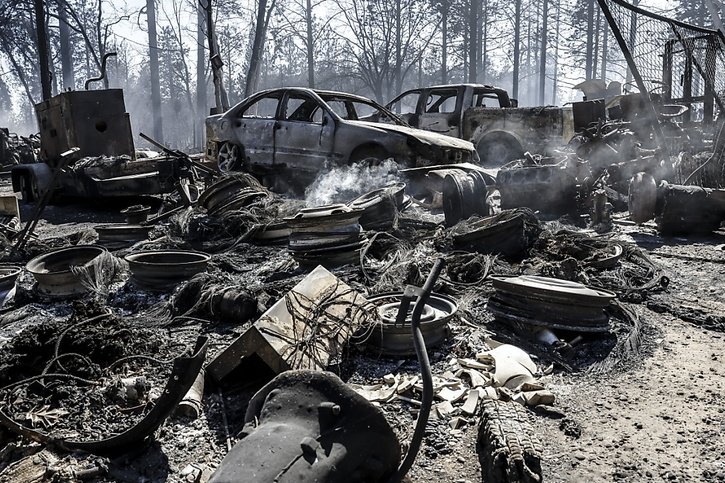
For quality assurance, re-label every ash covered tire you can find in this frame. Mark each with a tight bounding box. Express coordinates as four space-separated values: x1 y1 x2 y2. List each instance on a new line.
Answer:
349 145 388 167
477 132 524 167
217 142 242 173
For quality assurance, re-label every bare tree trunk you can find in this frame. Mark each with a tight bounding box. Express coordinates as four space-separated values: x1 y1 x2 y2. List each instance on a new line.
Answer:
551 0 561 105
585 0 594 80
204 0 228 111
58 1 74 91
0 30 36 106
245 0 268 97
305 0 315 88
593 6 600 77
625 0 640 90
600 26 608 82
441 0 448 84
394 0 402 94
469 0 479 83
538 0 548 105
418 54 422 86
513 0 521 100
196 1 207 148
482 0 488 83
147 0 163 142
34 0 52 100
463 27 468 81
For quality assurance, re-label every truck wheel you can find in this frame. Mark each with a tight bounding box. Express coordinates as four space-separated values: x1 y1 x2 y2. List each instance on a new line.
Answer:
476 133 524 166
217 143 242 173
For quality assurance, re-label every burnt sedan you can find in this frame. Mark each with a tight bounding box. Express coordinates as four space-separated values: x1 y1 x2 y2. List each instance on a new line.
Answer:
205 87 478 185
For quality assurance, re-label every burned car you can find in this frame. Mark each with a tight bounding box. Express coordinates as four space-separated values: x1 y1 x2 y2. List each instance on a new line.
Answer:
205 87 478 185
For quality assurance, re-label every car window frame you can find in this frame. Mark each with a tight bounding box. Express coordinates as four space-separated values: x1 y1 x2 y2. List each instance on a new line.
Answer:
424 88 460 114
230 91 284 120
387 89 423 114
281 91 328 124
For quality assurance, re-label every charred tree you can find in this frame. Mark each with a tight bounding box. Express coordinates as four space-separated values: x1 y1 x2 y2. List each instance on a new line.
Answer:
58 1 74 91
513 0 521 100
481 0 488 84
585 0 594 79
34 0 52 100
146 0 164 142
245 0 277 97
305 0 315 88
441 0 448 84
468 0 480 83
394 0 402 95
538 0 548 105
204 0 229 112
196 0 207 147
600 20 608 82
551 0 561 105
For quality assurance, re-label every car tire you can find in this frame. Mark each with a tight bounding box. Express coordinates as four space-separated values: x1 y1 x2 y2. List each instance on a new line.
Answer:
217 142 242 173
476 133 524 167
349 146 388 167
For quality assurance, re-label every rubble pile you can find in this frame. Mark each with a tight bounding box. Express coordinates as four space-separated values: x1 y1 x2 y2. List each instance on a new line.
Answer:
0 129 38 167
0 98 723 482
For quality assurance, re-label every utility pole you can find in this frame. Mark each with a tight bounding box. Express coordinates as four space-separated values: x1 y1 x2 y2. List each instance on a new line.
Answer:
34 0 52 100
146 0 164 142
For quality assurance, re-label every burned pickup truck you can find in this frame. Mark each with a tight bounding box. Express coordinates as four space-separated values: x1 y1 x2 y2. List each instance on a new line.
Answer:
205 87 479 186
387 84 575 165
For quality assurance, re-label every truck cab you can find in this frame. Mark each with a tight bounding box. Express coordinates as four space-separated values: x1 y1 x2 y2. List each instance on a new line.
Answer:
387 84 573 166
387 84 512 139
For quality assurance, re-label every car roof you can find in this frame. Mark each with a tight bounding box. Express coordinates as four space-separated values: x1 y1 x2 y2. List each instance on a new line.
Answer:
252 87 377 104
425 83 507 92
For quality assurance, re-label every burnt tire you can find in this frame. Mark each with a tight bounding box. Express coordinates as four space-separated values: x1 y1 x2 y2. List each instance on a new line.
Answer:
349 146 388 167
477 133 525 167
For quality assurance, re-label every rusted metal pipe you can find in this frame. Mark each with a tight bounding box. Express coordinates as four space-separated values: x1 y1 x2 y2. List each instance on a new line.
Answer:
389 258 446 483
85 52 117 90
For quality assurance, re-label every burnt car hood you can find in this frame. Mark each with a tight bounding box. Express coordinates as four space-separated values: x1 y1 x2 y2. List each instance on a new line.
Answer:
349 121 475 151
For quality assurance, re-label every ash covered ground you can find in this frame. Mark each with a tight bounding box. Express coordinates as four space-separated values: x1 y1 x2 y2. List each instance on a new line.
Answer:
0 168 723 483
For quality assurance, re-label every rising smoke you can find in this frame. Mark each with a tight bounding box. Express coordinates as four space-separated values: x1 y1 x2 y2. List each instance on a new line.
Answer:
304 159 401 206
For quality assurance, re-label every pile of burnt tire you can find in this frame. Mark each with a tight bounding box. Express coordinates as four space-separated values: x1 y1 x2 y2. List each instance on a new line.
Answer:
348 183 409 230
199 174 269 216
286 205 366 267
487 275 615 333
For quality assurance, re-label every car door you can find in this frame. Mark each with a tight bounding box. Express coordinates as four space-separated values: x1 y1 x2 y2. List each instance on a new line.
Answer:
386 89 423 127
417 87 463 138
230 92 281 168
273 92 335 173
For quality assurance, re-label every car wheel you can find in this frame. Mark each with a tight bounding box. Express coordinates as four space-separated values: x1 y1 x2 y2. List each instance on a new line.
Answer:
350 146 387 167
476 134 524 167
217 143 242 173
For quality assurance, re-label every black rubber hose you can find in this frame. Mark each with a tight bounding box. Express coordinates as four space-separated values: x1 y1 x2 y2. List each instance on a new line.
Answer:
389 257 446 483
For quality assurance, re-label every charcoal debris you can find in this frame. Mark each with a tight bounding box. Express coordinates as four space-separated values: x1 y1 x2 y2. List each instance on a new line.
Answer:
1 4 724 480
